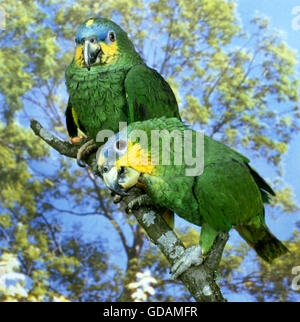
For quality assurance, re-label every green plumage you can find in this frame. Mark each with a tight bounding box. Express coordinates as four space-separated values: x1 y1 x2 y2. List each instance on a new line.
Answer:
123 118 289 263
65 18 179 141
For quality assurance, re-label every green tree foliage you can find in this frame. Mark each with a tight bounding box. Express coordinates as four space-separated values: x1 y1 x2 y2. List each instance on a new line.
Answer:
0 0 299 301
0 123 119 301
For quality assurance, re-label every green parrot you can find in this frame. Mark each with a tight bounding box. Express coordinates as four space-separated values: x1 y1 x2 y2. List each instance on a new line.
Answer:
65 17 180 166
97 117 289 278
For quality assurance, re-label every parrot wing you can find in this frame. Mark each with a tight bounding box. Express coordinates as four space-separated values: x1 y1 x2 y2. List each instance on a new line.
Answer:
124 64 180 123
194 159 265 255
195 159 287 262
195 159 263 232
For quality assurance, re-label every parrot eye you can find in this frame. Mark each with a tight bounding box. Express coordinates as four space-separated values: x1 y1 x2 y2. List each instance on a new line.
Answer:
107 31 116 43
103 166 109 173
115 140 127 152
109 32 116 42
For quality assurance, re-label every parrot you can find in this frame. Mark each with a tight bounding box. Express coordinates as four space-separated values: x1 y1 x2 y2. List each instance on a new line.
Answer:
96 117 289 278
65 17 180 167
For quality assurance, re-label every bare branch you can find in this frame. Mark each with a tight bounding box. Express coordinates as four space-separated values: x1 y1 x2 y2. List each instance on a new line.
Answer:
30 119 78 158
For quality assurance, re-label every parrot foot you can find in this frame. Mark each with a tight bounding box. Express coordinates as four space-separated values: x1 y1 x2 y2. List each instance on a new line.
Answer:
125 194 153 213
170 245 203 280
70 136 84 144
111 192 123 204
77 139 98 167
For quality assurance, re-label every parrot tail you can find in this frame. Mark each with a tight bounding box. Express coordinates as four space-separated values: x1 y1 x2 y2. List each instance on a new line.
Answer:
235 224 289 263
246 165 275 204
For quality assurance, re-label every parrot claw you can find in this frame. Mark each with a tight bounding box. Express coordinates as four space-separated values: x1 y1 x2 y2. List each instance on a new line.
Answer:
170 245 203 280
77 139 98 167
113 194 123 204
125 194 153 214
70 136 84 144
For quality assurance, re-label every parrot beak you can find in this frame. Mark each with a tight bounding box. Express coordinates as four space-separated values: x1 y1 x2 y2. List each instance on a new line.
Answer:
83 37 101 70
102 166 128 196
119 167 141 190
102 166 140 196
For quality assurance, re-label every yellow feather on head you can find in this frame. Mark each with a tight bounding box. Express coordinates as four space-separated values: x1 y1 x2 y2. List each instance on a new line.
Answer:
99 41 118 65
116 141 155 175
75 45 84 66
85 19 94 27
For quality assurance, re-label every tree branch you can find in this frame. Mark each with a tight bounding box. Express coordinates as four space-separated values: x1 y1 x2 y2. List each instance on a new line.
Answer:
30 119 227 302
30 119 79 158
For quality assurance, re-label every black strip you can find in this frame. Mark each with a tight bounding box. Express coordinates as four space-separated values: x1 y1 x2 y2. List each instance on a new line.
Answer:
65 103 78 138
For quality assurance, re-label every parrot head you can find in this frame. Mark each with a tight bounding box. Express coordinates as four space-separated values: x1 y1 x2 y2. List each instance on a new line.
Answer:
97 126 156 196
73 17 140 70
